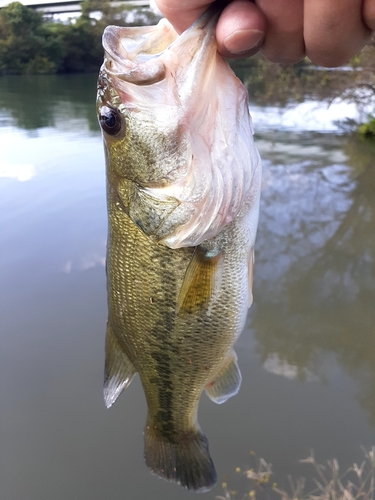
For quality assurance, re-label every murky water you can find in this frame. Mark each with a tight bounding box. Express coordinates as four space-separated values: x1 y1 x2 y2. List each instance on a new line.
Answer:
1 73 374 500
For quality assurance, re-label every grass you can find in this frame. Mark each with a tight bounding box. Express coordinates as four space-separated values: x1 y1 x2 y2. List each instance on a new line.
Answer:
216 448 375 500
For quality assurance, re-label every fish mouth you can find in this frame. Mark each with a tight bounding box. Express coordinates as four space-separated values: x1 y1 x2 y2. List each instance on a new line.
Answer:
102 20 178 85
102 8 219 87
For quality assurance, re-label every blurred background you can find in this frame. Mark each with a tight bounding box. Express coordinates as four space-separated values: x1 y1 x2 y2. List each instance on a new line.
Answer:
1 2 375 499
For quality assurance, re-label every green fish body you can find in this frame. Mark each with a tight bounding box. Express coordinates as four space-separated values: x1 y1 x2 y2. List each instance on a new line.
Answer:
97 10 261 492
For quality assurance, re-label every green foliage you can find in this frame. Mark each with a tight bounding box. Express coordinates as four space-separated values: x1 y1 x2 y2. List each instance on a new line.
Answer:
0 0 161 75
358 118 375 140
243 54 374 107
0 2 56 73
54 18 103 73
240 38 375 135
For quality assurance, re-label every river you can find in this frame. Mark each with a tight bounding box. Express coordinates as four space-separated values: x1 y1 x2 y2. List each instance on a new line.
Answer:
1 72 375 500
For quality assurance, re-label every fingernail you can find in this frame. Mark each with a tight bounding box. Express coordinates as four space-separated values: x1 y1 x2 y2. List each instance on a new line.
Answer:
223 29 264 54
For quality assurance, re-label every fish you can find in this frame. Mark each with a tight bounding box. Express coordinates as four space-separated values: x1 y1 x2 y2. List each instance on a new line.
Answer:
96 5 261 493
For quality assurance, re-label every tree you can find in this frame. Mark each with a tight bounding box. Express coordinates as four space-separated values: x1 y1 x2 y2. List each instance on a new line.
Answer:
0 2 56 73
0 0 161 74
242 36 375 127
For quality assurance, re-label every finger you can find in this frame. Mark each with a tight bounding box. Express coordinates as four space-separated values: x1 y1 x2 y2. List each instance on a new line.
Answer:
217 1 266 58
155 0 212 33
363 0 375 30
255 0 304 64
304 0 372 67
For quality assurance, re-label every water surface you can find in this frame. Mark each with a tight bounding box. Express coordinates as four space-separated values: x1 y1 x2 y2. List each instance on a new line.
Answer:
1 73 375 500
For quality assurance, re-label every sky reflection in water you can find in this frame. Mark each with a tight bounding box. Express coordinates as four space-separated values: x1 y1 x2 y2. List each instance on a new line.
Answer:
1 73 374 500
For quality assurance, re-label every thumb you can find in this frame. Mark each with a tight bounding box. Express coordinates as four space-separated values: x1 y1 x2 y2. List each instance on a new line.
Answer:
155 0 214 33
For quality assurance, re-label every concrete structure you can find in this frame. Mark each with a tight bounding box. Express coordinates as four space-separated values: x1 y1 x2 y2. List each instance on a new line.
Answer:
0 0 150 14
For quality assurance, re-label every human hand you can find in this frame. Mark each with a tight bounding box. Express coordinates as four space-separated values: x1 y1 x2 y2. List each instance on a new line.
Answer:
155 0 375 67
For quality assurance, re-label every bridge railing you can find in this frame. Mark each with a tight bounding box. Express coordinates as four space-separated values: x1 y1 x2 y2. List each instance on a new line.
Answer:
0 0 150 13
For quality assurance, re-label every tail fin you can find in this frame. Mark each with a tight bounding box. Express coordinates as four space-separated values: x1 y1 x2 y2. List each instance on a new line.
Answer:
144 423 217 492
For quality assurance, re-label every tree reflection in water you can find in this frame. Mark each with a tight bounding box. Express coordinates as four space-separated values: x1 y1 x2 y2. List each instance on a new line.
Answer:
252 132 375 423
0 74 99 131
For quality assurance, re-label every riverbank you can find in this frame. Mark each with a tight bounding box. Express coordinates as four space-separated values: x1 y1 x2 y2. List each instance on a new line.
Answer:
0 0 161 74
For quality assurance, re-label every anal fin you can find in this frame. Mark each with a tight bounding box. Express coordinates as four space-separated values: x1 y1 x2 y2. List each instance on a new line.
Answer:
205 350 242 404
104 322 136 408
177 246 222 315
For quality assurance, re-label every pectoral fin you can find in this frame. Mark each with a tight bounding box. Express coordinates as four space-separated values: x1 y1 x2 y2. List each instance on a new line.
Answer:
104 322 136 408
177 246 222 315
205 350 242 404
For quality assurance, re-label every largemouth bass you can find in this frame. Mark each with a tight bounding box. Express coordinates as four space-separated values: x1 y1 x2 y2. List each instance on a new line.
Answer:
96 7 261 493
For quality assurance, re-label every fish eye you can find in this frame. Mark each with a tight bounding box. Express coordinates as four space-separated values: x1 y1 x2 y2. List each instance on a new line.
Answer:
99 106 122 135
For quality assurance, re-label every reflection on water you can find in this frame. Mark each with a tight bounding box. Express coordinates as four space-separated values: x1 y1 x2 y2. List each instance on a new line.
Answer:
1 73 374 500
253 133 375 424
0 74 99 131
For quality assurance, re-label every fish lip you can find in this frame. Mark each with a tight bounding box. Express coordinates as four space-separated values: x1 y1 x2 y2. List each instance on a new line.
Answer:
102 22 174 85
101 8 220 87
104 55 166 86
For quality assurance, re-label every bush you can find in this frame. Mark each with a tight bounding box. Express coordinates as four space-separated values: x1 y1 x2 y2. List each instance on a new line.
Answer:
0 2 48 74
358 118 375 140
0 0 161 75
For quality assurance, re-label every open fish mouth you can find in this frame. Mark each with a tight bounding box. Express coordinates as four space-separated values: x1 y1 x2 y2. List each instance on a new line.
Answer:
102 21 176 85
102 10 219 86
